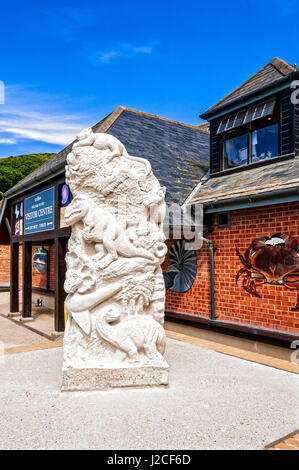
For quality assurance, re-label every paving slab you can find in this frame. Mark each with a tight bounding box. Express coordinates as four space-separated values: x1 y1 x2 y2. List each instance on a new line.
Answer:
0 338 298 450
0 315 51 348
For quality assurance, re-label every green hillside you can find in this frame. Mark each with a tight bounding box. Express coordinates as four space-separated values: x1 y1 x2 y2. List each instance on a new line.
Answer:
0 153 55 198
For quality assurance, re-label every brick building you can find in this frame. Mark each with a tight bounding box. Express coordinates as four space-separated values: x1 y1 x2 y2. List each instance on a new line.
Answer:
164 58 299 342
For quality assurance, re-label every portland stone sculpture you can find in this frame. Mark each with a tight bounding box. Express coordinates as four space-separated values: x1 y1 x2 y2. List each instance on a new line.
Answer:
61 128 169 391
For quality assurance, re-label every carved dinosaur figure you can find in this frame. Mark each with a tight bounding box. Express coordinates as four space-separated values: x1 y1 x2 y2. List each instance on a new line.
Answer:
64 195 155 268
73 127 152 175
96 307 166 362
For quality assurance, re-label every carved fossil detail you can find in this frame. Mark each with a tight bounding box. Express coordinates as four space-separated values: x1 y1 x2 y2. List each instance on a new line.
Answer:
95 307 166 363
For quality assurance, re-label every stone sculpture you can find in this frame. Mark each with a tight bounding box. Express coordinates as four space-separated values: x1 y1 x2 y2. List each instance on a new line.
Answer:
61 128 169 391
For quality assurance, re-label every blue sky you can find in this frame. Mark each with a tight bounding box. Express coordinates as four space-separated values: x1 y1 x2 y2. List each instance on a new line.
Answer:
0 0 298 157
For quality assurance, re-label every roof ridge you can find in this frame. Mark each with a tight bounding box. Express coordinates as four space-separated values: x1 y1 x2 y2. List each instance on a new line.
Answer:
3 106 210 198
270 57 296 75
113 106 208 132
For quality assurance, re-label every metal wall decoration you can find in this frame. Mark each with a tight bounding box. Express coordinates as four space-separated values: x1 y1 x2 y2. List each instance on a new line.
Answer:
236 233 299 310
33 247 48 275
163 240 197 293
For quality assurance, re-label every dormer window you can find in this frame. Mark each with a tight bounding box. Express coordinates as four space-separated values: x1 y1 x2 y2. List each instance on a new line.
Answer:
203 58 297 176
219 97 279 170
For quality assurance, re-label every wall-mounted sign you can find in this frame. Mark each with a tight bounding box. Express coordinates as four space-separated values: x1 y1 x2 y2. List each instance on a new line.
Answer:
14 219 23 236
33 247 48 274
24 187 55 234
60 184 71 207
14 202 23 220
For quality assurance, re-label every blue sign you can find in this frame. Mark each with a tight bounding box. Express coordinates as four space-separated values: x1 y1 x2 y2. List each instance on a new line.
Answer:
24 187 55 234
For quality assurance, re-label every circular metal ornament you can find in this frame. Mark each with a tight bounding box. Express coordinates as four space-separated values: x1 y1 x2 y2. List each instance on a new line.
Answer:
163 240 197 293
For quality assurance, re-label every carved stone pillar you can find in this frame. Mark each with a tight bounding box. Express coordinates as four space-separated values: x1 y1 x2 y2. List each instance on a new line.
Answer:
61 128 169 391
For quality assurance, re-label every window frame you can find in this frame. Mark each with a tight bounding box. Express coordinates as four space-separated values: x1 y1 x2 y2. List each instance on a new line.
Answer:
221 117 279 171
222 133 250 170
217 212 231 228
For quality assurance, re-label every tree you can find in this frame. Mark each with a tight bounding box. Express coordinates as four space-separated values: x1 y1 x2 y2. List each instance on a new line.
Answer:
0 153 55 198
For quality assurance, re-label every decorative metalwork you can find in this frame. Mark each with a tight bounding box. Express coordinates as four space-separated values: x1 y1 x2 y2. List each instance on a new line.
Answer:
164 240 197 293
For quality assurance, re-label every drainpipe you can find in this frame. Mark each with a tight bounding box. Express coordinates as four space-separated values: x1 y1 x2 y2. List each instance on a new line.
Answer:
202 237 216 321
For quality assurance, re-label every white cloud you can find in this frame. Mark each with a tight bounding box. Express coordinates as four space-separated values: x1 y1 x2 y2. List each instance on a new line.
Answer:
0 138 16 144
0 85 94 146
97 42 154 64
99 50 119 64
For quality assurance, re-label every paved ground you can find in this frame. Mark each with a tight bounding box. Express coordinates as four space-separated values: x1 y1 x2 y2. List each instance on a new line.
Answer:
0 291 55 338
0 338 298 450
0 315 51 348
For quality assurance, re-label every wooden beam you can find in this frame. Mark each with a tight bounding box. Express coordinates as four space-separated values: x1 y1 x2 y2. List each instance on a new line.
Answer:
22 241 32 318
54 237 67 332
11 226 71 244
10 243 19 313
5 217 11 235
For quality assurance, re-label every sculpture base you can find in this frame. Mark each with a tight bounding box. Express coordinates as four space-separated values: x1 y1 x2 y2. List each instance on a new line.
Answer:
61 363 169 392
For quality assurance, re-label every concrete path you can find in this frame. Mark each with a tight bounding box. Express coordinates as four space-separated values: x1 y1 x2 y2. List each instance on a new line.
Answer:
0 339 298 450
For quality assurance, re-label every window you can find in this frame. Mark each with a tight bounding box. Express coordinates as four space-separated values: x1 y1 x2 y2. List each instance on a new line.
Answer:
251 124 279 162
217 98 276 134
243 98 276 124
218 212 231 228
217 110 246 134
223 134 248 169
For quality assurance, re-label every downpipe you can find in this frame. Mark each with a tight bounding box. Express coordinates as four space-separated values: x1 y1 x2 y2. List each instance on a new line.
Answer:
202 237 216 321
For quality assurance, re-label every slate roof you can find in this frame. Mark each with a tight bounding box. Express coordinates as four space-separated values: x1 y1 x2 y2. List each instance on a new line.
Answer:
4 107 210 206
190 155 299 206
202 58 297 118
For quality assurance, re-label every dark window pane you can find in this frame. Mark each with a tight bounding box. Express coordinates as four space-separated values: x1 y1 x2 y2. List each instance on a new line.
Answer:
234 110 245 127
224 134 248 169
218 212 231 227
217 110 246 133
244 106 255 123
226 114 236 130
217 117 228 133
253 102 264 120
250 124 279 162
263 99 275 117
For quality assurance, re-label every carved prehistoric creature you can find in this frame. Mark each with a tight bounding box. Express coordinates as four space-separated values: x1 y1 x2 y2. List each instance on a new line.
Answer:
96 307 166 362
236 233 299 310
73 127 152 175
64 195 155 268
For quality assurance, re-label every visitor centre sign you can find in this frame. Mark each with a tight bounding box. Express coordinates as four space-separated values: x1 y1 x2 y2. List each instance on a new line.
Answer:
24 187 55 234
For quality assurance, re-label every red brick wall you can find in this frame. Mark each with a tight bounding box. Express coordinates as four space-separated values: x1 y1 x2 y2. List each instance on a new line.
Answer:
0 245 10 283
163 202 299 335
